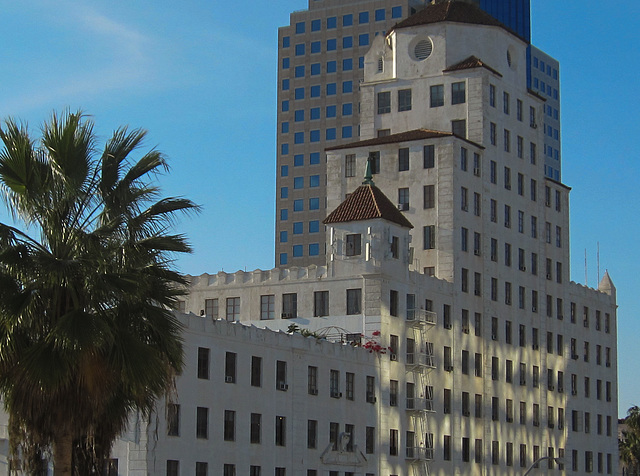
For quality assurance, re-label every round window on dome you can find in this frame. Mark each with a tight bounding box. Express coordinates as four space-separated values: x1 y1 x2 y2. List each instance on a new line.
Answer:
413 38 433 61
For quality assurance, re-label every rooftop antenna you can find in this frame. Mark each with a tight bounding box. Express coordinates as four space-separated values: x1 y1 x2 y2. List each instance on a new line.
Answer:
597 242 600 284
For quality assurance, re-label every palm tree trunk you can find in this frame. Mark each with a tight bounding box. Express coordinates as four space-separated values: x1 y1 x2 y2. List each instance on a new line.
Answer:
53 431 73 476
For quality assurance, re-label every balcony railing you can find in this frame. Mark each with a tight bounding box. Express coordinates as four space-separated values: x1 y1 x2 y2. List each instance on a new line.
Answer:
406 309 437 325
405 352 436 369
405 446 434 461
406 397 435 412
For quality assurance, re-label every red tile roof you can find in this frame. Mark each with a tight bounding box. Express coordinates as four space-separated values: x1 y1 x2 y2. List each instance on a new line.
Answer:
325 128 483 151
323 184 413 229
444 55 502 77
389 1 522 41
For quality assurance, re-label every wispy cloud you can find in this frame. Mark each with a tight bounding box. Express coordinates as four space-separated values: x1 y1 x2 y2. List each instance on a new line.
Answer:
0 1 177 114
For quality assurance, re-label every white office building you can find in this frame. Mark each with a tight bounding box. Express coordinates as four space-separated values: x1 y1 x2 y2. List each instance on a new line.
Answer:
0 2 617 475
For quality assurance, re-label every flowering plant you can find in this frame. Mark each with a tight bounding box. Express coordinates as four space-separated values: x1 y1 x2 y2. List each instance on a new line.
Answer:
362 330 388 354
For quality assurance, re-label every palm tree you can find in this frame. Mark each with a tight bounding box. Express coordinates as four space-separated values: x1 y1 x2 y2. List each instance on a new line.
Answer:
621 406 640 476
0 111 199 475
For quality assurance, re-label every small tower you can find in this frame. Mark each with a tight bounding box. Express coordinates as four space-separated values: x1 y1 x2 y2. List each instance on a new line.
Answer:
598 270 617 301
323 159 414 278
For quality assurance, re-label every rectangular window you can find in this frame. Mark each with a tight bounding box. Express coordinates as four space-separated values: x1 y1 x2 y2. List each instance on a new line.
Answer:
452 119 466 138
225 352 236 383
423 184 435 209
390 290 399 316
282 293 297 319
260 295 274 320
389 429 398 456
366 376 376 403
473 192 482 217
346 288 362 315
314 291 329 317
424 145 435 168
423 225 435 250
224 410 235 441
517 136 524 158
345 233 362 256
307 420 317 449
197 347 210 379
366 426 375 454
377 91 391 114
461 187 468 211
430 85 444 107
346 372 355 400
444 435 451 461
398 148 410 171
247 356 261 388
398 188 409 210
330 369 340 398
390 380 398 406
196 407 208 439
167 461 180 476
398 89 412 111
303 366 318 397
276 360 287 390
345 154 356 177
452 82 465 104
205 298 218 318
250 413 261 444
275 416 286 446
226 297 240 321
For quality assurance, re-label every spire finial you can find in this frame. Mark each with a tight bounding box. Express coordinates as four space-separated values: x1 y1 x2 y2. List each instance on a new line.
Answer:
362 154 375 185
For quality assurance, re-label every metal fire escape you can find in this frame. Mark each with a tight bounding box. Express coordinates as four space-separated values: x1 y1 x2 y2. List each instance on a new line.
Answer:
405 307 437 476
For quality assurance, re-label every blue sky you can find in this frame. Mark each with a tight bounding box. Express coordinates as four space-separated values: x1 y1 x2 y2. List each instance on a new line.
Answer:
1 0 638 416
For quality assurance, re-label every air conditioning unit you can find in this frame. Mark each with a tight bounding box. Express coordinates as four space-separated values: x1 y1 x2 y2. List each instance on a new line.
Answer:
463 410 470 417
474 249 481 256
225 376 234 383
532 344 539 350
491 333 497 341
309 388 318 395
558 386 564 393
548 385 555 391
473 168 481 176
531 122 538 129
278 382 289 391
366 392 376 403
474 290 481 296
397 203 409 211
444 365 454 372
506 417 513 423
546 273 552 279
281 312 291 318
519 266 526 271
331 391 342 398
571 389 578 396
390 353 398 361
